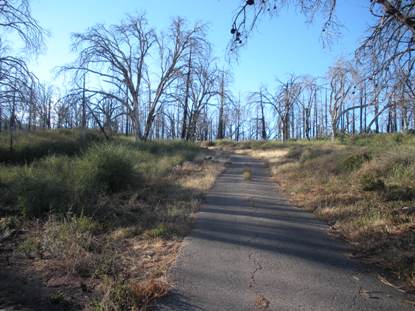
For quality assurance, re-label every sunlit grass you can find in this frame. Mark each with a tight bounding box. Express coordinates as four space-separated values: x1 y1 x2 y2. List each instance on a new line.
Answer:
231 133 415 288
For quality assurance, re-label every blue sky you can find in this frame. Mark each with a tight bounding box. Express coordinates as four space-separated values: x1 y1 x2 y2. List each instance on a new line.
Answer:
28 0 373 95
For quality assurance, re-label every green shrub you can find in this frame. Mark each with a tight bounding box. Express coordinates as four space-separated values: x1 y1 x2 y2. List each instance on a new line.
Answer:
286 146 303 160
359 173 385 191
299 148 313 162
77 144 139 194
49 291 68 305
16 165 72 217
90 282 137 311
109 283 137 310
388 156 414 181
383 185 415 201
0 168 18 210
393 133 404 143
338 151 372 173
17 236 41 258
299 147 333 163
146 223 170 239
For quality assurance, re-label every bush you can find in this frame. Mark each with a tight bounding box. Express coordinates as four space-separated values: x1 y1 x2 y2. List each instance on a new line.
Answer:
299 147 333 163
359 173 385 191
16 165 72 217
383 185 415 201
77 144 139 194
41 215 99 264
286 146 303 160
17 236 41 258
338 151 372 173
145 223 171 239
1 135 203 222
393 133 404 143
0 167 19 210
90 282 138 311
299 148 313 162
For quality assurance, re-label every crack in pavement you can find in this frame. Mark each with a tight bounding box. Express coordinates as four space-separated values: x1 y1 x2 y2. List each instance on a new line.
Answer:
248 252 263 289
247 192 271 310
156 154 415 311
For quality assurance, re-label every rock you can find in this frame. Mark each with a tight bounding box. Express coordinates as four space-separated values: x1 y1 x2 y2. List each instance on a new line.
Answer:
143 250 155 257
47 276 69 287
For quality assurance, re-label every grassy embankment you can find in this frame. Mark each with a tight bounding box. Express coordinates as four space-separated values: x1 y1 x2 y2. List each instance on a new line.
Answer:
217 134 415 291
0 129 224 310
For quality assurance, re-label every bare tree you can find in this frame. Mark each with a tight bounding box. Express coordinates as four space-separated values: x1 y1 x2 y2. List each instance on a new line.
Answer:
229 0 339 52
62 14 156 141
0 0 44 52
142 17 206 140
215 70 234 139
0 54 37 149
186 57 219 140
248 88 268 140
230 1 414 52
0 0 43 136
298 76 319 140
327 60 371 140
261 76 302 141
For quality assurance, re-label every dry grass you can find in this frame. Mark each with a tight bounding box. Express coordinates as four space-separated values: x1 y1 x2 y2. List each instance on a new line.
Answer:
1 138 224 310
235 148 288 165
233 135 415 290
175 160 224 192
255 294 270 310
243 168 253 180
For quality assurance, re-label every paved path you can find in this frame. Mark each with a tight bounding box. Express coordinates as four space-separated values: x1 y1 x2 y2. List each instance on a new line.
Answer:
157 155 414 311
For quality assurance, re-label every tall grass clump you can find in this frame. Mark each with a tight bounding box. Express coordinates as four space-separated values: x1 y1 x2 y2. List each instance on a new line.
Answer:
16 156 74 217
336 150 372 173
77 144 139 195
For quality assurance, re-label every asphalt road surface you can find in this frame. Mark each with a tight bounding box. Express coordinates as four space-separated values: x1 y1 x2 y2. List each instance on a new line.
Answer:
157 154 415 311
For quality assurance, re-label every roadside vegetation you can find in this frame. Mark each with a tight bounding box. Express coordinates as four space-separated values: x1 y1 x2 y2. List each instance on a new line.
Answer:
0 129 224 310
217 134 415 291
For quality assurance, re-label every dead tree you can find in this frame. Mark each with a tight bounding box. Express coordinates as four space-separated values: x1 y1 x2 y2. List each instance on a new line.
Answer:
261 76 301 141
298 76 319 140
248 88 268 140
142 18 206 140
62 15 156 141
0 0 44 52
